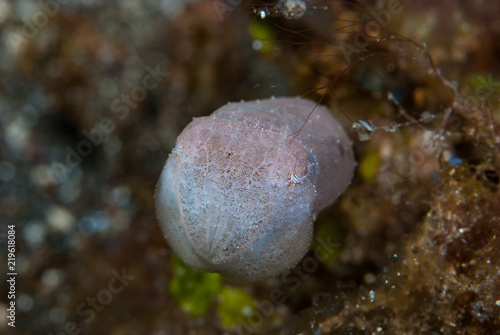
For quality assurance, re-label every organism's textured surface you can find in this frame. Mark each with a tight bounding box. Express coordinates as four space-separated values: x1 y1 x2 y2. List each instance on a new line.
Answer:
155 97 355 282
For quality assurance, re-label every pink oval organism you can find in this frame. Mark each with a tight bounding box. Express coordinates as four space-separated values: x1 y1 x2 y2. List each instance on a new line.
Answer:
155 97 356 282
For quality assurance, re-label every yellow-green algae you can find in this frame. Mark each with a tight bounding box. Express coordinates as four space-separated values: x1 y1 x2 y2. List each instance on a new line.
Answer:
249 19 276 54
169 256 222 317
217 287 257 329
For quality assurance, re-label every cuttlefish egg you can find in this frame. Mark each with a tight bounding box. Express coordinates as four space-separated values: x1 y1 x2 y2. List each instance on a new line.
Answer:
155 97 356 282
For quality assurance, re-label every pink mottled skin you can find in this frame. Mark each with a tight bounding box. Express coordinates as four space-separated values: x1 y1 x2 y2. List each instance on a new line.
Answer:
155 97 356 282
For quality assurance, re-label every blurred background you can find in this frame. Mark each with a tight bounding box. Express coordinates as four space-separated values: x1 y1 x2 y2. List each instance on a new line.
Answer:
0 0 499 334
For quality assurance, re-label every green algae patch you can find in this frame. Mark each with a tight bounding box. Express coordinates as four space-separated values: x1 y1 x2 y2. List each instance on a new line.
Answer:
217 287 257 329
313 214 347 266
169 256 222 317
249 20 275 54
360 152 381 182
